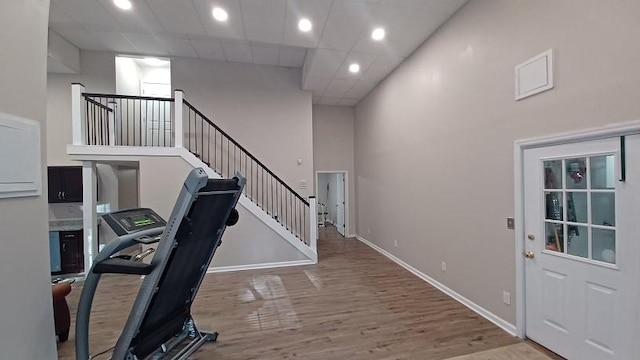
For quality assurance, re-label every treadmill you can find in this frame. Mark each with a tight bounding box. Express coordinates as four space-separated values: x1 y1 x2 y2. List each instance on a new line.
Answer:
76 168 245 360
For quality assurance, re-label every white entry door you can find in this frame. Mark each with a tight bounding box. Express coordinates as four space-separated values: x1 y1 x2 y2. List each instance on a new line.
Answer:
524 135 640 359
335 173 346 236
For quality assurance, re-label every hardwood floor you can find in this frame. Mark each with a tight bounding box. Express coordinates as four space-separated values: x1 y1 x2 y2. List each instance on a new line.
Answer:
57 226 559 359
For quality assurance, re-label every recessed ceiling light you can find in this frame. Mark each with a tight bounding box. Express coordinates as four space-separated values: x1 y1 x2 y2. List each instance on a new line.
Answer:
212 7 228 22
298 18 312 32
349 63 360 74
113 0 132 10
372 27 385 41
142 57 168 67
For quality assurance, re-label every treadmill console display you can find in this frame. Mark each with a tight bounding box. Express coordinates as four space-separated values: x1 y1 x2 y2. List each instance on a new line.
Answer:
103 208 166 236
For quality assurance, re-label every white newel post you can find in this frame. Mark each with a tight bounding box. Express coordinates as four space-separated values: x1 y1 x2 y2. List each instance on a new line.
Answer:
309 196 318 259
82 161 98 276
174 89 184 148
107 101 117 146
71 83 86 145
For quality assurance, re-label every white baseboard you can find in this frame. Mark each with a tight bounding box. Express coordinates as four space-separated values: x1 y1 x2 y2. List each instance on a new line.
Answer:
207 259 315 274
356 235 517 337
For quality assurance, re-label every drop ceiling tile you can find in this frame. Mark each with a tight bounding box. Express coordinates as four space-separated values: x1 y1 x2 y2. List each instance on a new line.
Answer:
279 46 307 67
421 0 469 15
54 28 137 53
282 0 333 48
317 0 373 51
317 97 343 105
192 0 246 40
304 48 348 78
339 98 359 106
334 52 378 80
241 0 286 45
190 39 226 61
51 0 120 30
96 0 164 33
251 44 280 66
350 4 420 55
302 76 332 96
378 0 425 8
361 54 404 82
122 33 169 55
146 0 207 36
221 42 253 63
159 36 199 58
345 80 376 98
48 0 76 28
323 78 356 98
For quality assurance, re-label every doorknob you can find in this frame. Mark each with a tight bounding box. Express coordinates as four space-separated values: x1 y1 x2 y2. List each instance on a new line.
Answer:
523 251 535 259
527 234 535 240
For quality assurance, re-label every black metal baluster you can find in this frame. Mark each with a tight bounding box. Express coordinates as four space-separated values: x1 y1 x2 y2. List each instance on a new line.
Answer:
206 123 210 166
91 102 96 145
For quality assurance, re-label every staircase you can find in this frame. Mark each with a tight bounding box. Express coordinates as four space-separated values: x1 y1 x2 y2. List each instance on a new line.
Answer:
67 84 317 272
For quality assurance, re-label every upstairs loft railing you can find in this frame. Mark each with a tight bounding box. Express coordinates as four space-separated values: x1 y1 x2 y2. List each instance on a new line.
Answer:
183 100 310 245
83 93 174 147
78 89 311 246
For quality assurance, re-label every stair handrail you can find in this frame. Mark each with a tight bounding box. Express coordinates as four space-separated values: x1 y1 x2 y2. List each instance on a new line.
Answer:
183 99 309 207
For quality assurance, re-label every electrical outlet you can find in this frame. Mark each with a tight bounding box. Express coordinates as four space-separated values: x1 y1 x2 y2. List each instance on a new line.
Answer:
507 217 515 229
367 228 371 235
503 291 511 305
393 240 398 247
441 261 446 272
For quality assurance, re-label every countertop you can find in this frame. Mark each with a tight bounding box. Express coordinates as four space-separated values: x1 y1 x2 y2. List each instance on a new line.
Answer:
49 219 83 232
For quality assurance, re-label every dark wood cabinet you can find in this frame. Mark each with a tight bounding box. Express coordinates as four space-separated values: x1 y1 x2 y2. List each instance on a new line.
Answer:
59 230 84 274
48 166 83 203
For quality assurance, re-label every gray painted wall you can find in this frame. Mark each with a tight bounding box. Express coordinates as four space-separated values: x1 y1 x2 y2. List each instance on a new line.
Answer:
354 0 640 325
0 1 57 359
312 105 355 235
47 50 116 165
171 57 314 198
139 157 308 267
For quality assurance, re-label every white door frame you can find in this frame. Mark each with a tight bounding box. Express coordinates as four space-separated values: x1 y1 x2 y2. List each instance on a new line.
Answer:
315 170 349 237
514 120 640 338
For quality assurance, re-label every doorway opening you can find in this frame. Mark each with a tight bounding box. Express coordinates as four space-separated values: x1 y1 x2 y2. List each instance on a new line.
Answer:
115 55 172 146
315 171 348 237
115 55 171 97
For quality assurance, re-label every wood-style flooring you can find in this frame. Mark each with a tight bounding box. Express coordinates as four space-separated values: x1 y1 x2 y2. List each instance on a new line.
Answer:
57 226 561 360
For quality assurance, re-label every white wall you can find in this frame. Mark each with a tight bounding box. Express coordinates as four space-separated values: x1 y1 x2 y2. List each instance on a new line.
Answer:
0 1 56 359
171 57 314 198
312 105 355 235
115 56 141 96
354 0 640 325
138 157 308 267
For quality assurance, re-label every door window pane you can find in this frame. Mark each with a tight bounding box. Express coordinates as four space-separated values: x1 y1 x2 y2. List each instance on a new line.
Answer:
592 228 616 264
544 160 562 189
567 225 588 258
567 192 587 223
590 155 615 189
545 192 563 221
545 222 564 253
566 158 587 189
540 153 617 266
591 192 615 226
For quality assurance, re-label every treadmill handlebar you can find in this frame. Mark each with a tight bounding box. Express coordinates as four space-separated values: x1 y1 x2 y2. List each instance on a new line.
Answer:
93 227 165 265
